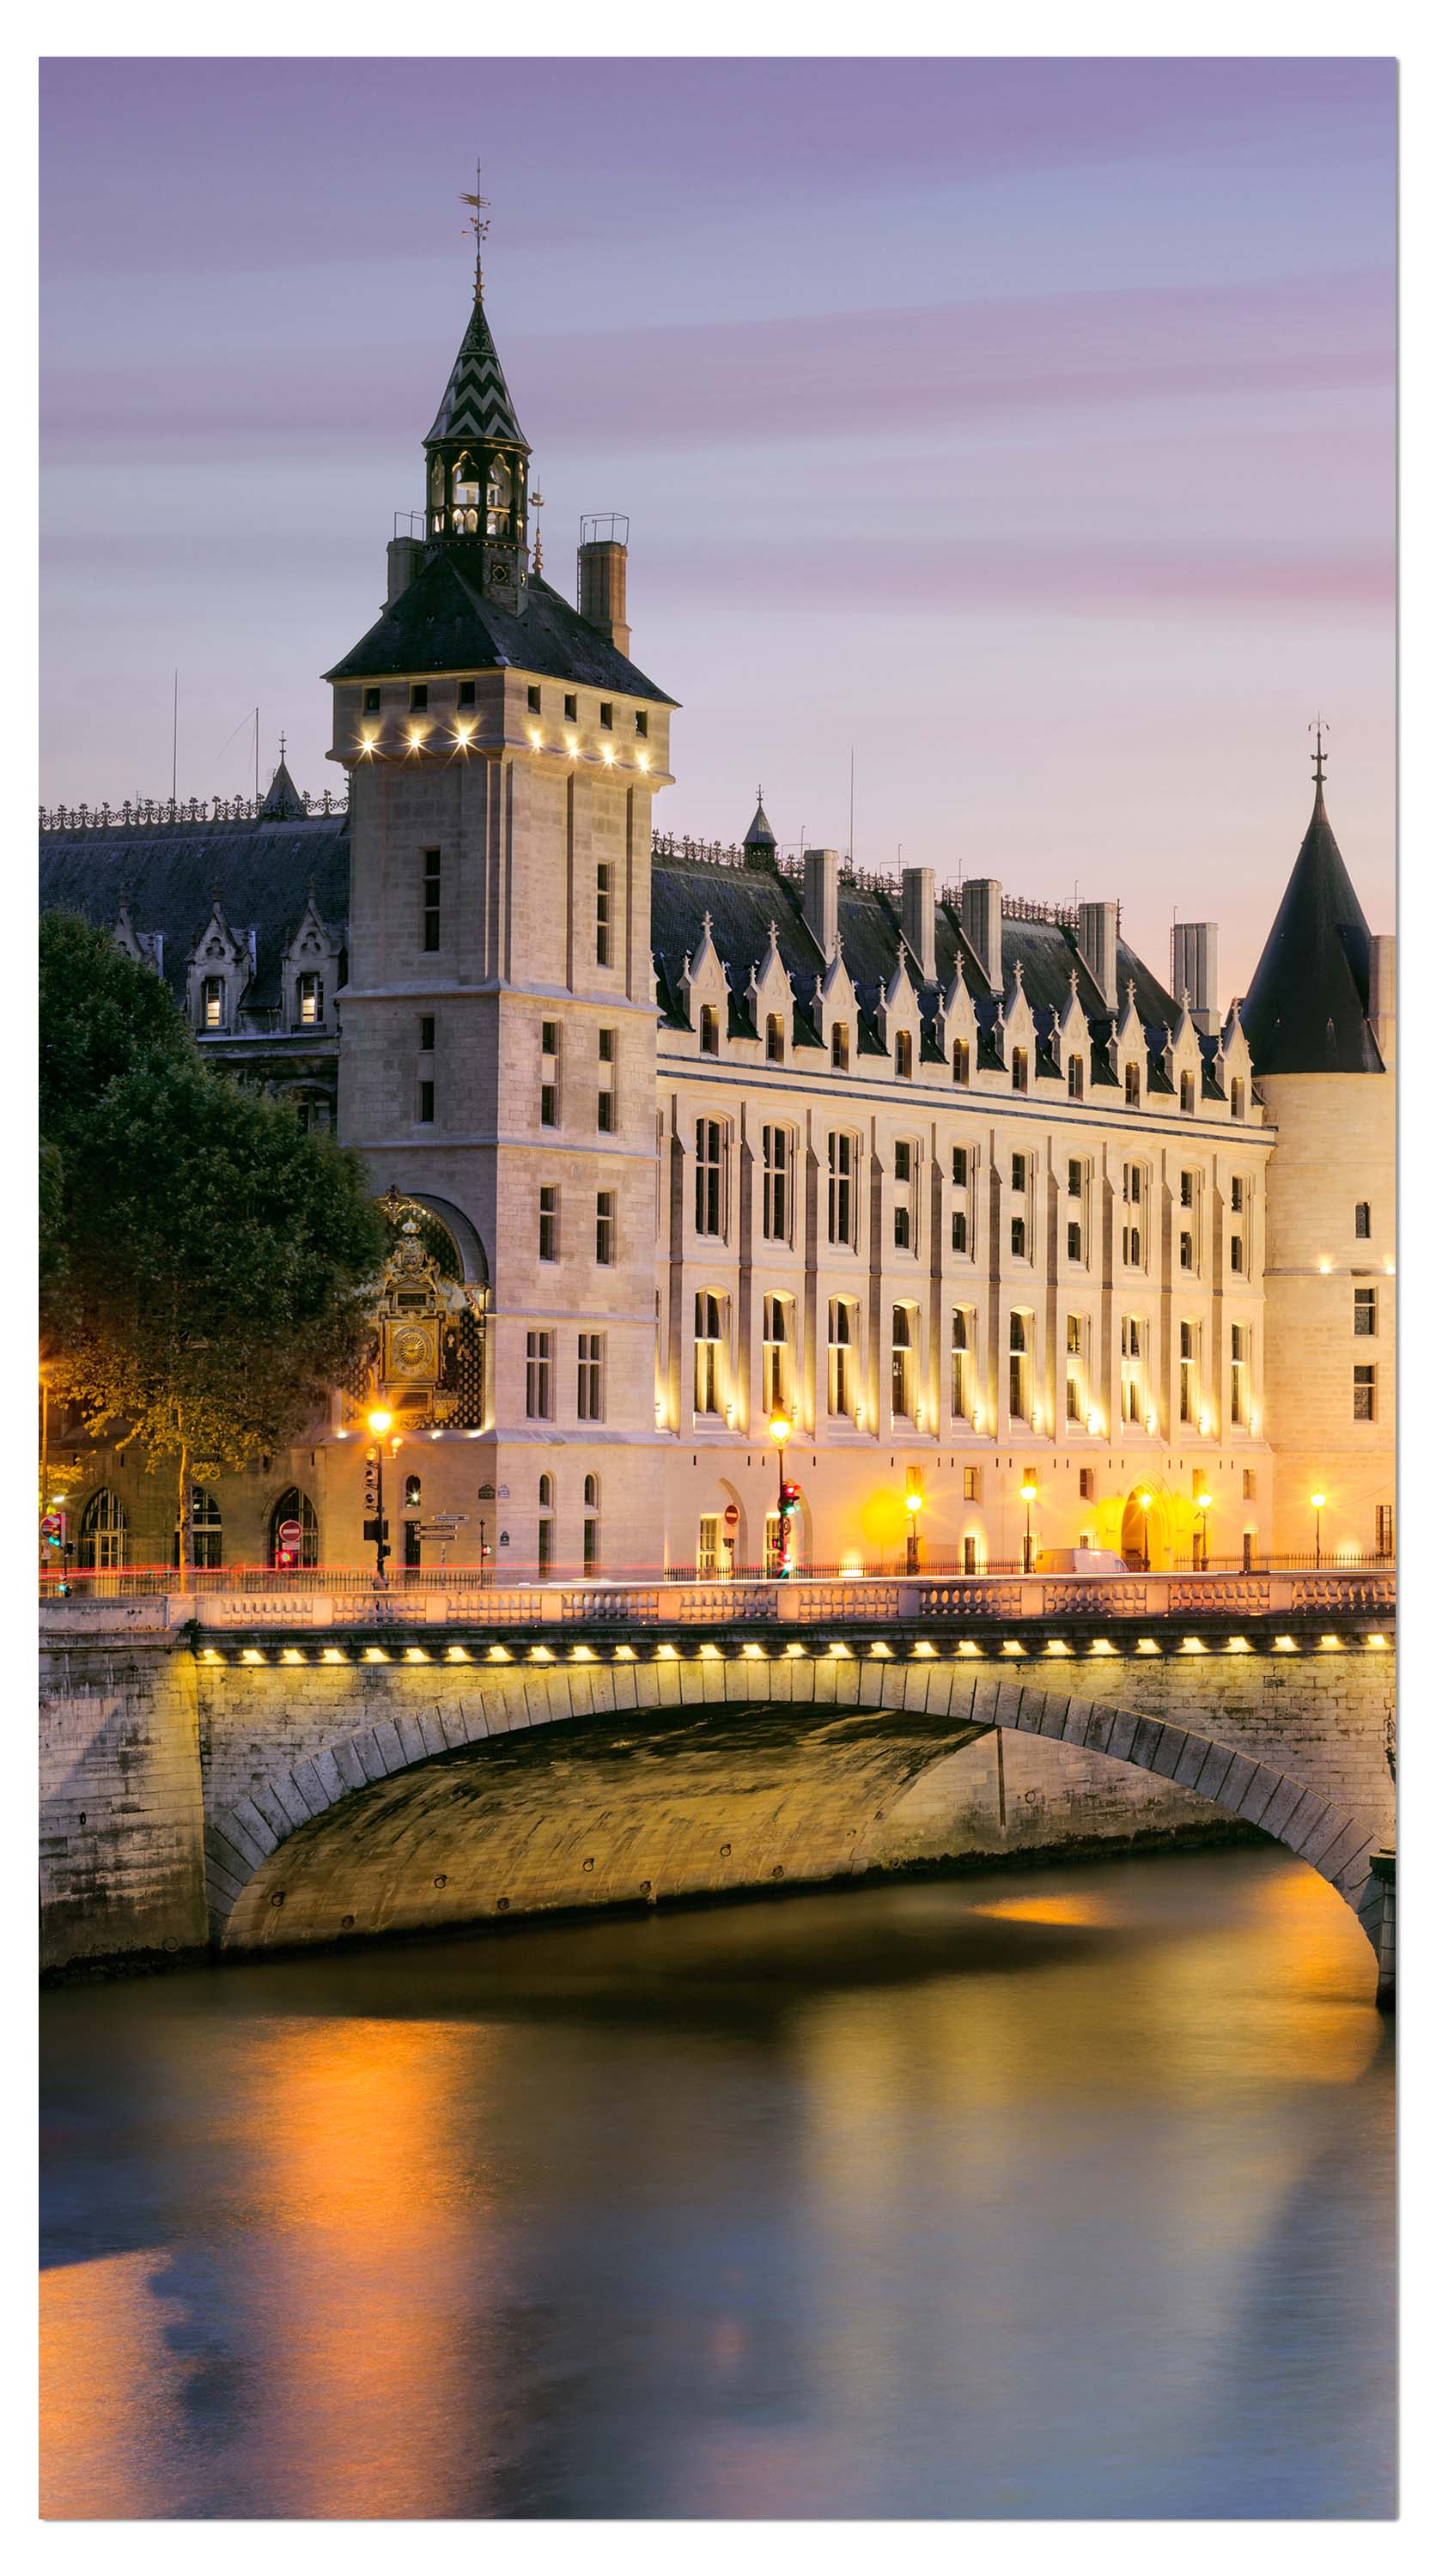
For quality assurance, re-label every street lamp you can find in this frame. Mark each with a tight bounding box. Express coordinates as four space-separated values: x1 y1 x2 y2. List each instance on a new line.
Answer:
1311 1490 1326 1570
769 1411 793 1577
905 1483 924 1576
367 1406 395 1584
1138 1489 1152 1573
1019 1479 1037 1575
1196 1492 1212 1573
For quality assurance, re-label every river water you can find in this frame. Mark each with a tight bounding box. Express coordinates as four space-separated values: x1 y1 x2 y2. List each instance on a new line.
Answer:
40 1845 1394 2520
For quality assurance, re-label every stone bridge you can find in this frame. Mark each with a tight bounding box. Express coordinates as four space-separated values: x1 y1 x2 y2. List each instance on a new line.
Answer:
39 1573 1396 2000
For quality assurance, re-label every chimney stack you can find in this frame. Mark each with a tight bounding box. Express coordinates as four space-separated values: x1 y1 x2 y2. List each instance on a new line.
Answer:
577 513 631 655
386 535 423 605
1078 900 1119 1012
1368 933 1396 1065
803 849 841 962
1171 921 1219 1032
959 878 1003 993
901 866 937 983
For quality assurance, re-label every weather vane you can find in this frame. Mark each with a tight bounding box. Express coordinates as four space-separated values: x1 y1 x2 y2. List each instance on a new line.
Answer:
532 483 545 574
459 162 490 295
1310 712 1330 787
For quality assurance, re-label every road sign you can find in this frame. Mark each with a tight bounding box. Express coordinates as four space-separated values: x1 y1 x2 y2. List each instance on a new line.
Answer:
723 1503 740 1527
417 1520 466 1540
40 1512 62 1539
277 1518 302 1549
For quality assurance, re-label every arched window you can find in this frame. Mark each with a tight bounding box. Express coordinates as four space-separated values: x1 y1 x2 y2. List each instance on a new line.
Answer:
891 1304 916 1420
269 1488 319 1569
295 972 323 1029
831 1023 850 1072
951 1308 971 1419
582 1473 599 1576
763 1293 793 1415
485 451 513 537
895 1030 913 1078
766 1013 785 1064
1068 1053 1083 1100
699 1003 719 1057
173 1485 222 1571
78 1488 127 1572
1125 1060 1141 1106
452 453 482 537
1011 1047 1028 1094
201 975 224 1032
1231 1077 1245 1120
952 1038 970 1084
694 1118 727 1237
537 1471 554 1577
694 1291 726 1416
1180 1070 1196 1115
1008 1310 1031 1423
827 1297 859 1418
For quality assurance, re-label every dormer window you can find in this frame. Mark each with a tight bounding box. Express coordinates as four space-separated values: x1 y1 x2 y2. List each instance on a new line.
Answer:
1011 1047 1028 1094
895 1030 913 1078
202 976 223 1031
699 1004 719 1057
1180 1070 1196 1115
1125 1061 1141 1106
831 1024 850 1072
485 452 513 537
766 1013 785 1065
1068 1054 1083 1100
297 972 323 1028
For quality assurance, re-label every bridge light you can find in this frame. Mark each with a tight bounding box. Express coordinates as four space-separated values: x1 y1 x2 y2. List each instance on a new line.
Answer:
1136 1638 1159 1654
1226 1636 1252 1653
1001 1640 1025 1656
742 1642 766 1659
698 1643 721 1660
657 1642 678 1659
405 1646 429 1662
322 1647 345 1663
531 1644 553 1662
956 1639 980 1656
1366 1633 1389 1649
447 1644 470 1661
241 1647 265 1663
785 1643 806 1656
1045 1639 1071 1656
913 1639 935 1656
1274 1635 1298 1651
487 1643 511 1662
363 1646 389 1662
868 1641 892 1657
614 1643 636 1659
571 1643 596 1661
1090 1638 1116 1654
1318 1633 1341 1649
1179 1637 1206 1653
826 1641 851 1657
200 1646 221 1662
281 1647 305 1665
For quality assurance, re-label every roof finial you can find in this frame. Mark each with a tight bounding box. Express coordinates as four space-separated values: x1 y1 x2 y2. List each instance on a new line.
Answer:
1310 712 1329 796
532 483 545 574
459 161 490 300
278 729 287 762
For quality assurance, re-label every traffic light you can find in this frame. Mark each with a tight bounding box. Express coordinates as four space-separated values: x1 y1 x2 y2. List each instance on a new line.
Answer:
778 1480 801 1521
363 1449 380 1514
362 1518 390 1546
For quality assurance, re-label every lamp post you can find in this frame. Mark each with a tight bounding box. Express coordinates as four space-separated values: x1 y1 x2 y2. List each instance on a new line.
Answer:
1196 1492 1212 1573
769 1410 793 1577
1311 1491 1326 1570
905 1483 924 1576
367 1406 394 1583
1138 1490 1152 1573
1019 1479 1037 1575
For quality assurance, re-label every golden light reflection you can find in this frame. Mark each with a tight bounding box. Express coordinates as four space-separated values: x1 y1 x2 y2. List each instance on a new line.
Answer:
970 1892 1116 1928
41 2250 192 2518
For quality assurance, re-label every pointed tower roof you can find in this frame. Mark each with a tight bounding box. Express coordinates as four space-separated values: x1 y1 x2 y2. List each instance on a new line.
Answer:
1241 743 1383 1074
258 747 305 821
743 789 777 858
425 287 527 451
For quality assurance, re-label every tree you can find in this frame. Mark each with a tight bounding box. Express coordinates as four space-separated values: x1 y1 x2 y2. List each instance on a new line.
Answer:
40 914 386 1572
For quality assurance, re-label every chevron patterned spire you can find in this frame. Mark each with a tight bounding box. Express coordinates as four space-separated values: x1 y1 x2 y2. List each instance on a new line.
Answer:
425 292 527 451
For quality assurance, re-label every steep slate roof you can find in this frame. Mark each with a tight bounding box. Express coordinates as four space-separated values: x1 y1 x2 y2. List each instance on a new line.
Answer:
39 811 349 1012
425 292 527 450
652 857 1181 1067
325 556 676 703
1241 781 1383 1074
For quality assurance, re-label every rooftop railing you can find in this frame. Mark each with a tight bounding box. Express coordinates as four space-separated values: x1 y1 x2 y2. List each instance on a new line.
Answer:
40 792 348 831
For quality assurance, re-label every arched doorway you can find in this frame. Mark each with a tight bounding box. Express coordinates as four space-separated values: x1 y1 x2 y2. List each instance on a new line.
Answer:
78 1488 127 1571
1121 1483 1174 1571
270 1488 319 1569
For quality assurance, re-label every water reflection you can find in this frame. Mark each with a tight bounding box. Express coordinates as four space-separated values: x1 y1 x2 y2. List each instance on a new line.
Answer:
40 1847 1394 2519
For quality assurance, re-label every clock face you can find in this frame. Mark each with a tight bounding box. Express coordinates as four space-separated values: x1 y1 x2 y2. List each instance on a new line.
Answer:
392 1326 429 1370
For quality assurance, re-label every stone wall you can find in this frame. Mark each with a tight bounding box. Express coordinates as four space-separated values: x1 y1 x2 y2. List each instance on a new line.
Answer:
40 1610 206 1969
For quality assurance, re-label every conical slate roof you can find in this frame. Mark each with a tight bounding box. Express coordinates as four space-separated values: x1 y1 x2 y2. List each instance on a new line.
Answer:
1241 779 1383 1074
425 291 527 450
743 792 777 854
258 755 305 821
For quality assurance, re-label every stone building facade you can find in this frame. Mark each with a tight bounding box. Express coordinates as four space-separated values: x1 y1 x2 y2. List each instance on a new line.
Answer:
39 255 1396 1583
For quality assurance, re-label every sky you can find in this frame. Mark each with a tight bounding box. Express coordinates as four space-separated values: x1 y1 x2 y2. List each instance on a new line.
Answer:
39 55 1395 989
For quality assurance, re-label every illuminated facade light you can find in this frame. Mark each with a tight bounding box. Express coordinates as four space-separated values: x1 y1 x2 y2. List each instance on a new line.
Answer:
1225 1637 1252 1653
1317 1257 1333 1274
200 1646 221 1662
826 1641 852 1657
868 1641 892 1657
1318 1633 1341 1649
531 1644 553 1662
956 1639 980 1656
614 1643 636 1659
1045 1638 1072 1656
1179 1637 1206 1653
241 1647 265 1663
405 1647 429 1662
1366 1632 1389 1649
1274 1635 1298 1652
363 1646 389 1662
487 1643 511 1662
1090 1638 1116 1654
572 1643 595 1661
281 1647 305 1664
698 1642 721 1660
1136 1638 1159 1654
785 1643 806 1657
1001 1639 1025 1656
913 1639 935 1656
742 1642 766 1659
657 1642 678 1659
321 1647 345 1664
447 1644 470 1661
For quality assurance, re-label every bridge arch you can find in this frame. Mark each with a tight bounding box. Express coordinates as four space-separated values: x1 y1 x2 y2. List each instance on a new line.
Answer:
204 1659 1390 1960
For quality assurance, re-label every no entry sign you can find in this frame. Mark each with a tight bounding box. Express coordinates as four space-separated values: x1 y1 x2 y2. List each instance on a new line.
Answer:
277 1518 302 1550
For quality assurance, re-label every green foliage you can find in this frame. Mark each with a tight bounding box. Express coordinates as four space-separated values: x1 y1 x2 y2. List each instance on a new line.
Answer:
40 912 387 1538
